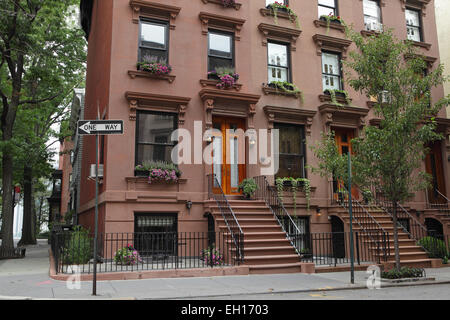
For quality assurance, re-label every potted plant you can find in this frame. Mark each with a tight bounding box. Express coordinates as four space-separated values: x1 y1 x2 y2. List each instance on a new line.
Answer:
362 189 373 205
137 55 172 75
201 244 224 266
208 67 239 89
324 89 351 107
114 244 143 266
267 81 304 101
300 248 313 260
238 178 258 199
135 160 182 183
266 2 300 28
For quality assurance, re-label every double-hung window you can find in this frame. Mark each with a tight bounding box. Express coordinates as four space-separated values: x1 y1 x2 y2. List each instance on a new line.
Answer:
322 51 342 91
268 42 290 83
318 0 337 18
406 8 422 42
208 31 234 72
363 0 382 30
139 19 169 64
135 111 178 165
275 123 306 179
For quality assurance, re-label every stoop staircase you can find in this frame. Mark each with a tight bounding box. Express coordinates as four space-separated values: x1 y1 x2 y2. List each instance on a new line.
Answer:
206 199 304 274
332 196 436 269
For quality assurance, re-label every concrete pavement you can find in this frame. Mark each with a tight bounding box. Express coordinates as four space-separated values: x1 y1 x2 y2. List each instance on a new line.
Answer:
0 240 449 300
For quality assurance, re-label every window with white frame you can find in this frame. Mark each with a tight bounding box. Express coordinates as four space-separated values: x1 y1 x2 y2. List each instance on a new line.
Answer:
363 0 382 30
406 8 422 42
318 0 337 18
322 52 342 91
268 42 290 83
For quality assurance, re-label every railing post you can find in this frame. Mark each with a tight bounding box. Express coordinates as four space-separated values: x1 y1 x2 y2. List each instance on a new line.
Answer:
356 232 360 266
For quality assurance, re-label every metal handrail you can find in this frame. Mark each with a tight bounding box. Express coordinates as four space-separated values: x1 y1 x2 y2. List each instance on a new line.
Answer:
253 176 304 257
331 182 390 263
426 189 450 218
207 174 244 263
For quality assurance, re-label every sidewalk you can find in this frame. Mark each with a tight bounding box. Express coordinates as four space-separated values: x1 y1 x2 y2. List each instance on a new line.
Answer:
1 241 449 300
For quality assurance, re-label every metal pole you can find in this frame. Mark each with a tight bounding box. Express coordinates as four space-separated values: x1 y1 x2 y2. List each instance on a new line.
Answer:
348 153 355 284
92 132 99 296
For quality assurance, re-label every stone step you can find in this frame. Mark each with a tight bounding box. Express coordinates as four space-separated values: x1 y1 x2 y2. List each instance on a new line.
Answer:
231 246 296 257
219 225 282 233
215 218 278 226
232 238 293 248
243 254 300 265
247 262 304 274
225 231 287 240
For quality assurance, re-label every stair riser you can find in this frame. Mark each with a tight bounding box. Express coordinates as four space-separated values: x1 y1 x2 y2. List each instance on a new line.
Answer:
210 207 271 214
239 240 293 248
215 219 278 226
244 257 300 265
233 248 297 257
212 213 274 220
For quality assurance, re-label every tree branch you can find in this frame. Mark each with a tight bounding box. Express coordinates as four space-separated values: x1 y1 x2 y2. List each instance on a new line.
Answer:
18 94 60 106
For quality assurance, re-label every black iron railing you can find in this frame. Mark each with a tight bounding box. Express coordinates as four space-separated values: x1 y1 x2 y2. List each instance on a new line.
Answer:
207 174 244 264
51 231 235 274
253 175 306 258
300 231 385 266
330 181 390 263
426 189 450 218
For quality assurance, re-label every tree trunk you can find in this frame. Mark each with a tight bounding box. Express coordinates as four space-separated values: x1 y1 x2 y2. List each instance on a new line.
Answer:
392 201 401 270
19 165 37 245
1 152 15 250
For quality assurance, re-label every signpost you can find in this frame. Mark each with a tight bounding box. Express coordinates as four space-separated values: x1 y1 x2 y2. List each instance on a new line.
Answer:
77 119 124 296
348 153 355 284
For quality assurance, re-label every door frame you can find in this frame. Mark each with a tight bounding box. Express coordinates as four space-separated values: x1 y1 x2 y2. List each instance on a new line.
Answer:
212 116 247 195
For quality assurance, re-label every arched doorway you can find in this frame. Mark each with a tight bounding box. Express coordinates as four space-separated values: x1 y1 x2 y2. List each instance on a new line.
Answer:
330 216 345 258
425 218 444 240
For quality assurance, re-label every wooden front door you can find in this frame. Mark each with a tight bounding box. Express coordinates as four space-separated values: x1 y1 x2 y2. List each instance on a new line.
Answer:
425 141 446 204
333 128 359 200
212 117 246 195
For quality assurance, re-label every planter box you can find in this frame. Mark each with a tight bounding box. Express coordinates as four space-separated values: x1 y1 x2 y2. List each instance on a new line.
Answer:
134 170 149 177
320 16 342 25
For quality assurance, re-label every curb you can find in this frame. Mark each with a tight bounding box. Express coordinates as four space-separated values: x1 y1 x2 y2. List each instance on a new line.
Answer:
149 280 450 300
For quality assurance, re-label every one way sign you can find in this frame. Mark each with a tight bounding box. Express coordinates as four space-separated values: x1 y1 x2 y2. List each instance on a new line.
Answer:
77 120 124 135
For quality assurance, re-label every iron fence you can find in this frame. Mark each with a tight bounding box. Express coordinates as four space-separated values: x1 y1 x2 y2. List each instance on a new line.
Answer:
51 231 236 274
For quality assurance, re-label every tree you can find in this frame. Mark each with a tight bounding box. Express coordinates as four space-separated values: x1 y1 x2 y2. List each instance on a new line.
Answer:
0 1 86 250
343 28 450 270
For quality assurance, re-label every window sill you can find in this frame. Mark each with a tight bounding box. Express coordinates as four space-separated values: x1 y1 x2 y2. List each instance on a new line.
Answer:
201 0 241 10
260 8 294 22
319 92 351 105
360 29 381 37
314 19 345 33
128 70 176 83
262 84 301 99
127 176 187 184
200 79 242 91
408 40 432 50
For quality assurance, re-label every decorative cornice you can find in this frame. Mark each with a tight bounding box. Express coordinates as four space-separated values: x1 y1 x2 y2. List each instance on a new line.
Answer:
128 70 176 83
400 0 431 16
313 34 352 59
201 0 242 10
404 53 437 68
125 91 190 123
313 19 345 33
258 23 302 51
199 12 246 40
129 0 181 28
199 79 242 91
263 105 316 135
199 88 260 104
359 0 386 6
319 103 369 129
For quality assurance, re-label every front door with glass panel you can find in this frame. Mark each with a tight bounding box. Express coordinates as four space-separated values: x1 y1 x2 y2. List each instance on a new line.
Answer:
212 117 246 195
425 141 446 204
333 128 359 200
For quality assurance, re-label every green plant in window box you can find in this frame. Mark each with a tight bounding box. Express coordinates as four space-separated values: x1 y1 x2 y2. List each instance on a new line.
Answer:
275 177 311 212
320 13 344 34
135 160 182 183
324 89 351 107
267 2 301 29
238 178 258 199
268 81 304 102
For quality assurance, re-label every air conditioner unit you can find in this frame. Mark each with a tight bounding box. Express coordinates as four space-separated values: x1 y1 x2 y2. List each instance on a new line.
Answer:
366 21 383 32
89 164 104 178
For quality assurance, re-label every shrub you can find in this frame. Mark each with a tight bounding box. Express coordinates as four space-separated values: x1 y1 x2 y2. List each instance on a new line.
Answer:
201 245 224 266
238 178 258 198
62 226 92 265
114 244 143 265
381 267 424 279
417 236 448 259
